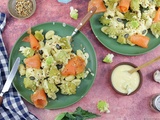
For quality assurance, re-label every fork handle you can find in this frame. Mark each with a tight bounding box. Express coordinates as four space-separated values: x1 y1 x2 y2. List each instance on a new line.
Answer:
71 6 97 37
76 6 97 30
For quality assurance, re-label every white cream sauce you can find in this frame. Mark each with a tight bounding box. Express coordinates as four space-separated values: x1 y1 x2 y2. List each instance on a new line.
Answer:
111 64 140 95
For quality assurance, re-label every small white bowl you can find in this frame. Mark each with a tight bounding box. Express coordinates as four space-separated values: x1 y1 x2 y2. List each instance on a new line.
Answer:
8 0 36 19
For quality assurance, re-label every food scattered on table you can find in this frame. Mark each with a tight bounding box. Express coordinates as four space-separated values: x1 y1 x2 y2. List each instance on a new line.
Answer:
55 107 100 120
88 0 107 13
98 0 160 48
153 70 160 83
111 64 141 95
103 53 114 63
18 29 90 108
15 0 33 17
70 6 78 20
97 100 110 113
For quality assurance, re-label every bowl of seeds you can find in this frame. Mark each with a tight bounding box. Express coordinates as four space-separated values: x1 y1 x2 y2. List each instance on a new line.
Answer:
8 0 36 19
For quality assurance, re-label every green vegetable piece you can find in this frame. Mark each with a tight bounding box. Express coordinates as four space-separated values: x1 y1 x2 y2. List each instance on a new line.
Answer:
151 22 160 38
103 54 114 63
23 77 36 91
104 0 119 9
55 107 100 120
55 113 66 120
154 0 160 7
101 26 118 38
76 72 85 79
54 51 69 63
46 56 54 65
59 81 77 95
59 37 71 49
130 0 140 11
42 80 59 100
70 6 78 20
99 16 111 26
124 12 137 21
126 20 139 29
35 30 44 41
117 34 127 44
97 100 110 113
49 66 60 77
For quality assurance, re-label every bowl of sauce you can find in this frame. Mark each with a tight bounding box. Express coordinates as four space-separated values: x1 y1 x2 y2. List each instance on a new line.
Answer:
111 62 143 95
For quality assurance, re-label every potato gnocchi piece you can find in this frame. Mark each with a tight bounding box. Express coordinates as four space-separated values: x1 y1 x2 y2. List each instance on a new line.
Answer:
45 30 55 40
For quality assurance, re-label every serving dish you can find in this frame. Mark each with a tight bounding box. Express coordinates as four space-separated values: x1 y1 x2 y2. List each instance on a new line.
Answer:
9 22 97 109
110 62 143 95
90 13 160 56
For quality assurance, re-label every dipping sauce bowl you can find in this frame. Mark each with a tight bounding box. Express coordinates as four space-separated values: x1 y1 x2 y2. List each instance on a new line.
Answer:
110 62 143 95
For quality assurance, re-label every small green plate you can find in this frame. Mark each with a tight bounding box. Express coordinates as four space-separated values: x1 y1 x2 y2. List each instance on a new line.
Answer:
90 13 160 56
9 22 97 109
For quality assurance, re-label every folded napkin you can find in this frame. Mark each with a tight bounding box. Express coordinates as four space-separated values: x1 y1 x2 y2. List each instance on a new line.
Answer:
0 13 38 120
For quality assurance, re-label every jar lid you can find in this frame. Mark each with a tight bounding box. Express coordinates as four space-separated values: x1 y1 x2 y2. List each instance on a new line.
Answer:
153 95 160 111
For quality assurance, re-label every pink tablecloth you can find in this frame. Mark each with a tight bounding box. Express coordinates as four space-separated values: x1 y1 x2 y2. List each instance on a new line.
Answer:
1 0 160 119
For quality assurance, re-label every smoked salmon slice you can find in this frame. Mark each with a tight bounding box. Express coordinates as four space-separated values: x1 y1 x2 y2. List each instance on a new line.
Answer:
153 7 160 23
27 28 40 50
31 88 48 108
118 0 131 13
24 54 41 69
88 0 107 13
129 34 150 48
61 56 86 76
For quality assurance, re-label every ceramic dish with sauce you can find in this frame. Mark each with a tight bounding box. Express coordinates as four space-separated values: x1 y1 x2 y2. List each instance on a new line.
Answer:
110 62 143 95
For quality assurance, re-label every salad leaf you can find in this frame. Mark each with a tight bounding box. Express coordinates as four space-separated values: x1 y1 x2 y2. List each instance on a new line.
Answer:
55 107 100 120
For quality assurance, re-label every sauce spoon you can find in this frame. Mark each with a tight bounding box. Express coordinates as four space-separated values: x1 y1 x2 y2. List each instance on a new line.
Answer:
128 56 160 74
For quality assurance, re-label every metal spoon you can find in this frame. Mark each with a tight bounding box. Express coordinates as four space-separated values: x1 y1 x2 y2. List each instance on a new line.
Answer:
128 56 160 74
68 6 97 40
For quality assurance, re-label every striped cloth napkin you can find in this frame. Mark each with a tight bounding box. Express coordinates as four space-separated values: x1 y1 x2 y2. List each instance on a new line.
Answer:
0 13 38 120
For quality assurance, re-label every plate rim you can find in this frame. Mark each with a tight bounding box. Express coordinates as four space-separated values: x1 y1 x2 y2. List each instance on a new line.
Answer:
90 13 160 56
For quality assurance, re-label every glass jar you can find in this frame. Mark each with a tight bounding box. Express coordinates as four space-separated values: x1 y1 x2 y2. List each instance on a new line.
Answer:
150 94 160 112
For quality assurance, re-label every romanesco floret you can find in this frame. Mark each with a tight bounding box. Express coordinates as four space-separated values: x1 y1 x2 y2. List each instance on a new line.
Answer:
150 22 160 38
97 100 110 113
70 6 78 20
23 77 36 91
103 54 114 63
34 30 44 41
59 81 77 95
46 56 54 65
19 46 34 57
42 80 59 100
99 16 111 26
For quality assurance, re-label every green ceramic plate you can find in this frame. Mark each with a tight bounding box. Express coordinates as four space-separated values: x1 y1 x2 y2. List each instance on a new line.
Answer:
90 13 160 56
9 22 97 109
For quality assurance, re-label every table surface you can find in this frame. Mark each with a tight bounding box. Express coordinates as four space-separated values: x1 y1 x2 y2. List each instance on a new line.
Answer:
1 0 160 120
